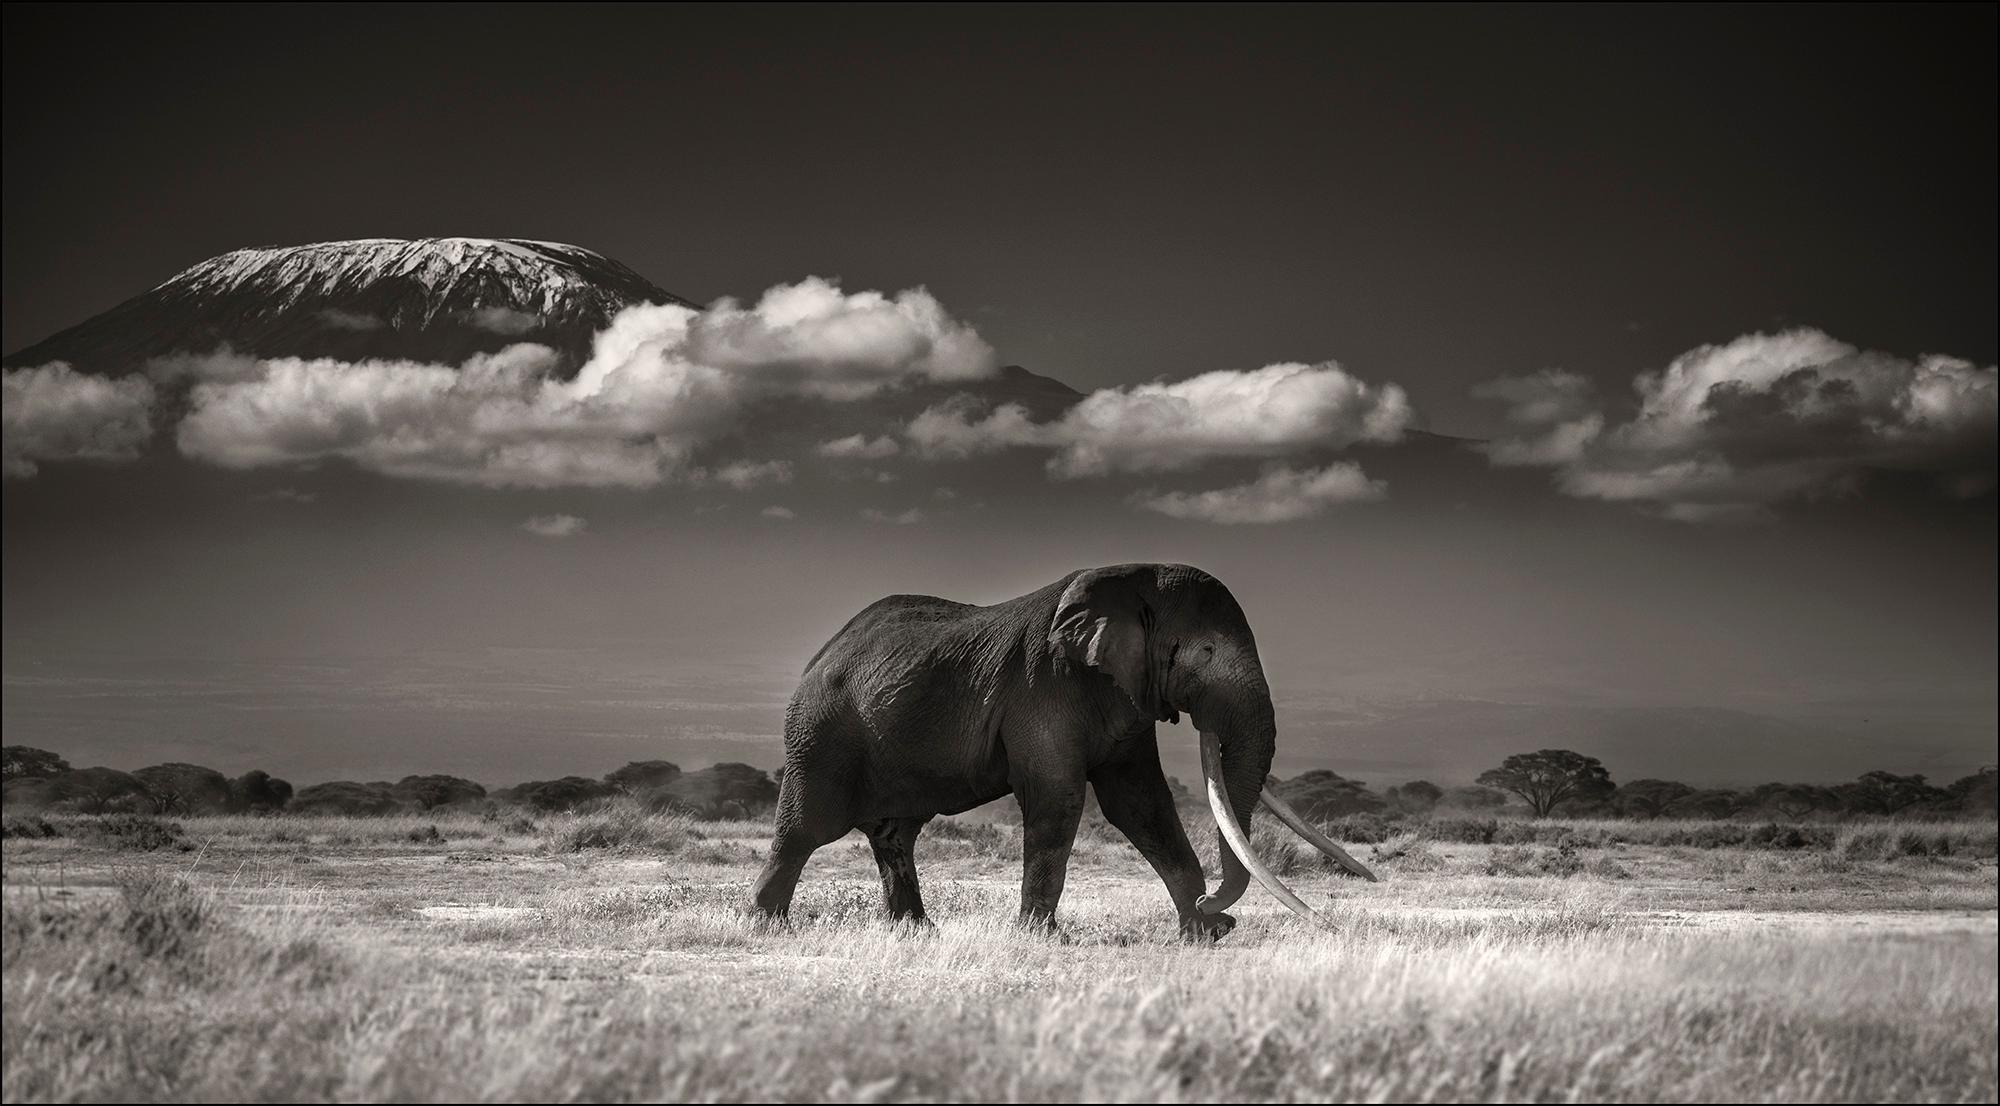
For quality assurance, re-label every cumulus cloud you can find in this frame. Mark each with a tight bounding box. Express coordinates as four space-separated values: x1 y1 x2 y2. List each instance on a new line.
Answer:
521 513 587 538
2 362 156 477
816 433 901 459
1134 462 1385 524
908 361 1412 477
760 505 796 520
860 506 925 525
681 276 994 400
1476 329 1998 519
169 278 995 488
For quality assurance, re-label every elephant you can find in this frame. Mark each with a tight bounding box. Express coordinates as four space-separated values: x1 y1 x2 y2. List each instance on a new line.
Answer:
751 562 1376 938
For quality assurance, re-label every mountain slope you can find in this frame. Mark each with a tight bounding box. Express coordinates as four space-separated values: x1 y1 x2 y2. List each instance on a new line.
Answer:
3 237 699 374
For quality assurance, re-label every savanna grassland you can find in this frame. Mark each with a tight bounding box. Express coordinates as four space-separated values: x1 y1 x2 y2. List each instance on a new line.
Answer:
3 806 1995 1103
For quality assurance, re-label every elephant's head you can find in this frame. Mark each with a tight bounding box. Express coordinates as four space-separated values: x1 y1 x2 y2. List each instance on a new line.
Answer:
1051 563 1377 925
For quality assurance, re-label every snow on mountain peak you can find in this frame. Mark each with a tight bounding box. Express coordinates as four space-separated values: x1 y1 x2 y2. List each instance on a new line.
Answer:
6 237 698 374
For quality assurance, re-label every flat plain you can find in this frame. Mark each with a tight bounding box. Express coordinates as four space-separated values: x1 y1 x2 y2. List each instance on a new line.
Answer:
3 807 1995 1102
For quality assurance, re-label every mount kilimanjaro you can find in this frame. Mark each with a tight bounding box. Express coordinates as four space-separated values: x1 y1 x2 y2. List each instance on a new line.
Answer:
2 237 1085 424
3 237 700 375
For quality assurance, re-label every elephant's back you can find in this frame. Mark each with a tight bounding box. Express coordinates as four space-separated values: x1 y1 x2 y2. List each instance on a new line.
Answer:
801 593 978 676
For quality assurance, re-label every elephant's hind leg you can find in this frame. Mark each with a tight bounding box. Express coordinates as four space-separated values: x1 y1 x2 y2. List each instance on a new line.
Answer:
862 816 933 923
752 757 852 920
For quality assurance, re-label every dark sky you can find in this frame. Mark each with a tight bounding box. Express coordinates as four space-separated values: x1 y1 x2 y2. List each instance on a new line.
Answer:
3 4 1995 788
7 5 1993 428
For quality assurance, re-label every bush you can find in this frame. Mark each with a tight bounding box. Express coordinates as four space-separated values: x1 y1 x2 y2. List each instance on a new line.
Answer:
5 768 156 814
543 800 700 853
232 770 294 811
1484 841 1585 878
503 776 618 813
87 814 190 852
1317 813 1393 844
290 781 402 816
1 814 61 839
604 760 682 793
1422 816 1499 844
390 775 486 810
640 763 778 820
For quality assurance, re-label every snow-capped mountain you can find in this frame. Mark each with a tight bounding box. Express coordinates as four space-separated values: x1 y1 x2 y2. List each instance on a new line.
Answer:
4 237 699 374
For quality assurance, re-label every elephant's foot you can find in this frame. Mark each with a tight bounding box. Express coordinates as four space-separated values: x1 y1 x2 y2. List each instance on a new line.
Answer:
1016 909 1076 944
885 914 934 936
743 905 794 934
1179 908 1237 942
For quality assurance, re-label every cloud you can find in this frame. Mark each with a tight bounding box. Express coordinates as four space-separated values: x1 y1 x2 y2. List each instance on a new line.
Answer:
170 278 994 488
318 309 384 332
760 505 796 520
1472 369 1596 426
462 306 541 336
908 361 1413 476
681 276 994 400
1133 462 1385 524
704 459 793 490
521 513 587 538
860 506 925 525
816 433 901 459
1475 329 1998 519
250 487 317 504
2 362 156 477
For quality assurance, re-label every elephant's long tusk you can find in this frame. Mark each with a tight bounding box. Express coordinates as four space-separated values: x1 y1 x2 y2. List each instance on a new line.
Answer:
1199 730 1329 928
1260 788 1381 882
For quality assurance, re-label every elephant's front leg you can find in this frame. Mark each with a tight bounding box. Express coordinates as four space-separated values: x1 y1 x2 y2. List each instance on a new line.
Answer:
1013 776 1086 929
1090 746 1234 941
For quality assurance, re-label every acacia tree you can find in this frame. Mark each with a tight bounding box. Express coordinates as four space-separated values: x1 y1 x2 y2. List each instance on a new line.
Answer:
1749 782 1840 820
1 746 70 781
1387 780 1443 814
1836 771 1947 815
1476 749 1614 818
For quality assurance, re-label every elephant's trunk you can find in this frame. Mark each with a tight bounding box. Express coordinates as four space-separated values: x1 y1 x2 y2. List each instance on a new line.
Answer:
1192 675 1284 916
1195 671 1379 925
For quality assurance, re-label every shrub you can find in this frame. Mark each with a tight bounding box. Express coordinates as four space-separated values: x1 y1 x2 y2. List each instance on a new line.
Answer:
290 781 402 816
88 814 190 852
1318 812 1393 844
232 769 294 811
1 814 61 839
544 800 700 853
1484 842 1585 878
406 824 446 845
7 768 156 814
390 775 486 810
604 760 682 793
1422 816 1498 844
503 776 619 812
640 763 778 820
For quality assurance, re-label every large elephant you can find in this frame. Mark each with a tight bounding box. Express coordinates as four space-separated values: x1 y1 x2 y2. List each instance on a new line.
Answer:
751 562 1375 939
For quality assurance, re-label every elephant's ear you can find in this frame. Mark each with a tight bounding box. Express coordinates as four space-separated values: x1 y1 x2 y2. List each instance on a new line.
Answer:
1050 567 1171 720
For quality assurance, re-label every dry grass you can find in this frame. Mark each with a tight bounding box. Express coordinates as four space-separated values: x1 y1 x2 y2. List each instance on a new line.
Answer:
3 813 1995 1102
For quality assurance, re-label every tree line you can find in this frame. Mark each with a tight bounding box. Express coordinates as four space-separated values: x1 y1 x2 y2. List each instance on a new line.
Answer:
3 743 1993 822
